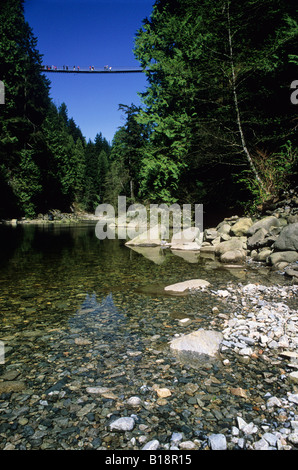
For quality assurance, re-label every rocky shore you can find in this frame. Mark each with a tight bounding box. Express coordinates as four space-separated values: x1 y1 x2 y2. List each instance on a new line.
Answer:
124 187 298 284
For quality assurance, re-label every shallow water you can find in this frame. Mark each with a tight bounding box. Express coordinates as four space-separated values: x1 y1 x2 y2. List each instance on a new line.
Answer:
0 222 293 450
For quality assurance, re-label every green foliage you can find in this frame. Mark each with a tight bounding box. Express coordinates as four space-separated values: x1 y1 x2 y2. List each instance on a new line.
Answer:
133 0 298 208
10 149 42 218
236 141 298 212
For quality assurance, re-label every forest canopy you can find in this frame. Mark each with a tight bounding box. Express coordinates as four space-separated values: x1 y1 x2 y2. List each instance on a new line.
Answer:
0 0 297 219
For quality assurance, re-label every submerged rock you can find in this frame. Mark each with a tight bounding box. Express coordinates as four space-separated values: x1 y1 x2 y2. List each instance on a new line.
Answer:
164 279 211 293
109 417 135 432
169 328 223 357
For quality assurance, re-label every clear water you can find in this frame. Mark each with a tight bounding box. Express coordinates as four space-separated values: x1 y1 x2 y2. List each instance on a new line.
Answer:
0 222 290 449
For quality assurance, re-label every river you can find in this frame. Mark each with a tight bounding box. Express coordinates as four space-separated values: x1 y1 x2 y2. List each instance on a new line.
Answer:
0 221 296 450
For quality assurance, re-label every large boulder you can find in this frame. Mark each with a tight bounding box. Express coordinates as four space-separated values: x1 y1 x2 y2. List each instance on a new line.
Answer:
230 217 253 236
214 238 245 256
247 228 268 249
171 226 202 245
125 224 167 246
273 223 298 252
170 226 203 251
268 251 298 266
220 249 246 263
247 216 280 236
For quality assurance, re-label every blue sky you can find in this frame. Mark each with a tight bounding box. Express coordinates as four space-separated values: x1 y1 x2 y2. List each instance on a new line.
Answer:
24 0 154 143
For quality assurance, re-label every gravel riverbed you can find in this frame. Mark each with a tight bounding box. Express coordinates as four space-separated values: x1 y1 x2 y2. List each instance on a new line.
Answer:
0 277 297 451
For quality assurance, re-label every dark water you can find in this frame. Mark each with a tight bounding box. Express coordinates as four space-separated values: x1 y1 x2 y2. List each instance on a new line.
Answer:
0 221 270 333
0 222 288 450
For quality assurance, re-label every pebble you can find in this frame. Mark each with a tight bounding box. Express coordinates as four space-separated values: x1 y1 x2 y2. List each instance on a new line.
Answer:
142 439 160 450
109 417 135 432
208 433 227 450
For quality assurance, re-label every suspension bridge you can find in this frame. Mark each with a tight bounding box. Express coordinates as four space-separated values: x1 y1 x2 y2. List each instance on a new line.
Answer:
41 65 144 74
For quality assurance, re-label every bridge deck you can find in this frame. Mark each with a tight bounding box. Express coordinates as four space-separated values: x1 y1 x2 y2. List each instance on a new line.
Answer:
42 67 144 74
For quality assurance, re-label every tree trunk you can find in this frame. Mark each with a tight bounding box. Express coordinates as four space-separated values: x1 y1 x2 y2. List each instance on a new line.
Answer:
226 1 267 194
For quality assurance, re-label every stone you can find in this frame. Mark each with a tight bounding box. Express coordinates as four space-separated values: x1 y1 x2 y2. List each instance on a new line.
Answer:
230 217 253 236
74 337 91 345
170 242 201 251
170 328 223 357
164 279 211 293
179 441 198 450
126 396 142 407
284 267 298 279
86 386 114 395
220 249 246 263
253 438 269 450
256 249 272 261
0 381 26 394
266 396 282 408
263 432 278 447
268 251 298 266
247 216 280 236
288 371 298 384
247 228 268 249
288 393 298 405
109 417 135 432
154 387 172 398
171 226 202 245
215 238 245 256
208 433 227 450
274 223 298 251
125 224 167 246
288 433 298 446
230 387 248 399
204 228 219 241
142 439 160 450
217 222 231 235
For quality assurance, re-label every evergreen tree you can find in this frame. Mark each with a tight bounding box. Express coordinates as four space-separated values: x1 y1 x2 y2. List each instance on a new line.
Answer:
134 0 298 208
0 0 50 216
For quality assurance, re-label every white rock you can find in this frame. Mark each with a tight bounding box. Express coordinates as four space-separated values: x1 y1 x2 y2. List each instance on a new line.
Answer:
266 396 282 408
238 347 253 356
109 417 135 432
208 433 227 450
179 441 197 450
169 328 223 357
242 422 258 435
253 438 269 450
171 432 183 442
288 393 298 404
288 433 298 446
142 439 160 450
164 279 211 293
236 417 248 431
126 396 142 407
288 371 298 384
263 432 278 447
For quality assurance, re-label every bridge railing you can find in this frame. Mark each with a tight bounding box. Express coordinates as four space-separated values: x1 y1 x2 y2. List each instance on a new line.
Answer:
41 65 144 73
